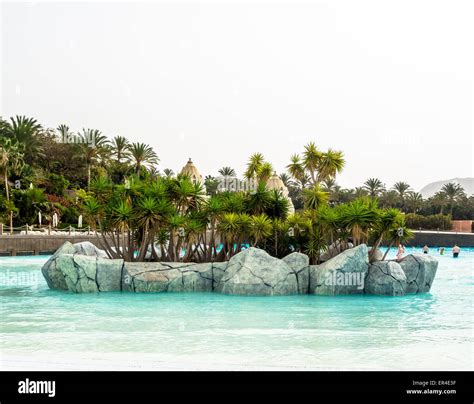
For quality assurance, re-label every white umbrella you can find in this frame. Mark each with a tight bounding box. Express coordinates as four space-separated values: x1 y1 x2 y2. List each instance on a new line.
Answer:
38 211 42 226
52 212 58 227
78 215 83 228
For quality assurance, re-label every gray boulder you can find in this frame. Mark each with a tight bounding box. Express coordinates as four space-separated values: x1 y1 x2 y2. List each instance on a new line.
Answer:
176 263 214 293
282 252 310 294
399 254 438 293
309 244 369 295
96 258 124 292
41 241 76 290
57 254 99 293
73 241 108 258
216 248 298 296
41 241 110 290
365 261 407 296
212 262 228 288
122 262 213 293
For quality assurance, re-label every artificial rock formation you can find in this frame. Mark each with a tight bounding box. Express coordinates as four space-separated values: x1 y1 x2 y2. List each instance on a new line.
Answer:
309 244 369 295
365 261 407 296
42 242 438 296
398 254 438 294
215 247 298 296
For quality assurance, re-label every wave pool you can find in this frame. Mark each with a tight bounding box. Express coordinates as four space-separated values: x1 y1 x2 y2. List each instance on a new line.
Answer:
0 247 472 370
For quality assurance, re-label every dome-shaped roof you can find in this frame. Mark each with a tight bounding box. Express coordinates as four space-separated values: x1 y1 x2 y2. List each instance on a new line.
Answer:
180 158 203 184
266 172 289 197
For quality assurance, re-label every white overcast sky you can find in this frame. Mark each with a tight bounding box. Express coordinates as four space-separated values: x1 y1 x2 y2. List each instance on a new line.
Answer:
1 0 473 190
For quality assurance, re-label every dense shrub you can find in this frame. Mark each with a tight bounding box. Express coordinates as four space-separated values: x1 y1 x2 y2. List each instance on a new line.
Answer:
405 213 451 230
45 173 70 196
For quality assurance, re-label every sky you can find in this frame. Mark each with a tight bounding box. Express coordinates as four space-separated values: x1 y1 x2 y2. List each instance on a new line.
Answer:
1 0 473 191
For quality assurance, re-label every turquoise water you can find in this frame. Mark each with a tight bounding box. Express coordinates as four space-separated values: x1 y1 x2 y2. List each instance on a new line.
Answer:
0 247 472 370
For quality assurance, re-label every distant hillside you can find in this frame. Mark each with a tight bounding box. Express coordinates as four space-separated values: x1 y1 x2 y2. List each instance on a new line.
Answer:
419 177 474 198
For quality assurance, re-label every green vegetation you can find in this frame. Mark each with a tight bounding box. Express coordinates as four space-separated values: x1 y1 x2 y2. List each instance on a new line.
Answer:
0 114 472 263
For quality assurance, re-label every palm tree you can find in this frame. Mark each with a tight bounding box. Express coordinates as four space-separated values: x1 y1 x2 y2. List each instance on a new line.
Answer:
339 198 378 245
111 136 130 163
89 176 113 204
279 172 297 189
317 149 345 183
148 166 160 179
430 191 449 215
135 196 164 261
266 190 290 220
218 212 240 259
302 185 329 210
392 181 412 206
363 178 385 198
288 142 345 187
382 222 414 260
301 142 321 184
4 116 43 164
250 214 273 246
322 178 336 193
369 208 402 262
57 124 71 142
163 168 174 178
128 142 159 174
244 153 265 180
247 182 271 214
204 195 224 260
0 137 24 200
354 187 368 198
204 175 219 195
286 154 305 183
258 162 273 182
110 198 134 260
75 129 110 189
379 190 399 208
218 166 236 177
405 192 424 213
0 138 25 230
441 182 466 215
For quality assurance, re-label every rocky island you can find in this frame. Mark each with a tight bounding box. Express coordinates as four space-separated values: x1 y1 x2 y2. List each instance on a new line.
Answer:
42 241 438 296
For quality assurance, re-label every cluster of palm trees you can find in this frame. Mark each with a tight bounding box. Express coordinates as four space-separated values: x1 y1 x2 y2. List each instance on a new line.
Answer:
1 116 160 190
1 114 463 261
57 126 159 187
82 174 293 262
77 143 408 265
360 178 466 216
0 115 164 229
81 171 411 264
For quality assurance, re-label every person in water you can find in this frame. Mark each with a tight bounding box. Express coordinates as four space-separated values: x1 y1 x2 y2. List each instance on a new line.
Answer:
396 244 405 261
452 244 461 258
439 247 445 255
422 245 429 254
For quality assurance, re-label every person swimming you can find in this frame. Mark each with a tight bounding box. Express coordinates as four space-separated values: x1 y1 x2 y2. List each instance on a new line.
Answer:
452 244 460 258
422 245 429 254
439 247 445 255
396 244 405 261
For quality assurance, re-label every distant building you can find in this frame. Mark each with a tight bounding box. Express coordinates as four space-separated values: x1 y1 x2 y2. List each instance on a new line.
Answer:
266 171 295 214
180 158 203 185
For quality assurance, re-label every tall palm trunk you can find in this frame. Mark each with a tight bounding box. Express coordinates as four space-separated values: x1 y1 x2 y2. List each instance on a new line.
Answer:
4 170 13 233
87 164 91 190
4 170 9 201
